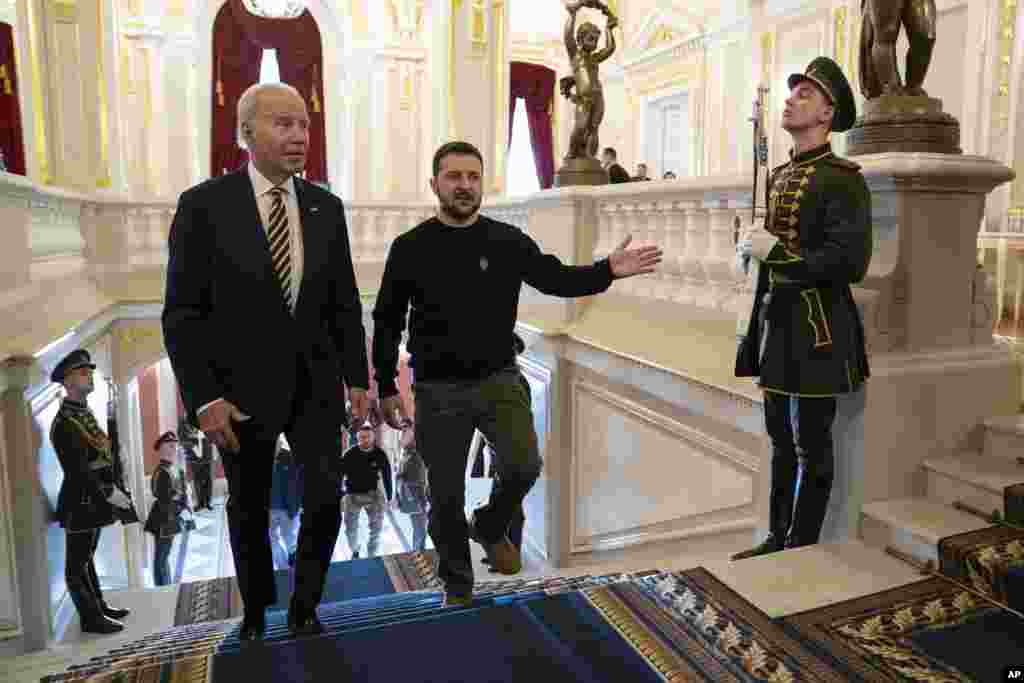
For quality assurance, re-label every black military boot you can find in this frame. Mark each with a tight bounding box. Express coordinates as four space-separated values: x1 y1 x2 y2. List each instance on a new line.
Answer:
785 448 835 549
731 447 798 561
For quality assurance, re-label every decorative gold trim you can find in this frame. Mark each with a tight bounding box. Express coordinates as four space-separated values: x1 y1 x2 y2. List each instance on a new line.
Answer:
631 60 700 96
470 0 485 45
492 0 504 192
583 588 686 680
96 0 111 187
26 0 50 183
993 0 1017 124
760 31 773 85
447 0 461 139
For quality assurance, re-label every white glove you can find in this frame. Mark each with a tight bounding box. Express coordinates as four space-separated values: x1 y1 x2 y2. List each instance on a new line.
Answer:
107 488 132 510
735 233 753 276
748 230 779 262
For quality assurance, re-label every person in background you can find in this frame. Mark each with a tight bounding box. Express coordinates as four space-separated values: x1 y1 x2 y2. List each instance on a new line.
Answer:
663 171 676 180
395 422 430 551
145 431 187 586
600 147 631 184
50 349 133 635
270 437 303 570
632 163 651 181
181 418 214 512
336 425 393 559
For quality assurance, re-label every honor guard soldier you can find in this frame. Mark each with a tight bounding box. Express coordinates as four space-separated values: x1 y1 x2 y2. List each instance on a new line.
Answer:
50 349 135 633
733 57 872 560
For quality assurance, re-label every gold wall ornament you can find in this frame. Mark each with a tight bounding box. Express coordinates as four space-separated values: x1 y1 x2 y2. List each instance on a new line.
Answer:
0 64 11 95
51 0 77 24
833 6 848 72
399 69 412 111
646 25 676 51
215 57 224 106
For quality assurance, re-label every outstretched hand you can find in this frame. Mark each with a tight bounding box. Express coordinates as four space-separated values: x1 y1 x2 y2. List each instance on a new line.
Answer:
608 235 663 279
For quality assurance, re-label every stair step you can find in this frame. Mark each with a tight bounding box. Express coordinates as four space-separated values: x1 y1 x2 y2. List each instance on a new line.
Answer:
702 540 922 618
983 414 1024 463
923 452 1024 518
860 497 990 564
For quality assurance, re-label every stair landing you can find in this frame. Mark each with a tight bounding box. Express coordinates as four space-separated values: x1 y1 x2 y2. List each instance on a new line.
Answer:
702 540 923 619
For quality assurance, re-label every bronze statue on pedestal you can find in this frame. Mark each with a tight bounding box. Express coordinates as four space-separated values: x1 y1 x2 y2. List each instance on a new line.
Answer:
846 0 959 155
860 0 936 98
555 0 618 186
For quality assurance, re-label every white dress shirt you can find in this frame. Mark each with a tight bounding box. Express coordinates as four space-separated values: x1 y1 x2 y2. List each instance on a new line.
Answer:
197 166 305 419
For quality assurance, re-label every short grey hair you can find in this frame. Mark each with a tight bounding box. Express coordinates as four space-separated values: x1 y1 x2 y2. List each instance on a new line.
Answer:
236 82 303 149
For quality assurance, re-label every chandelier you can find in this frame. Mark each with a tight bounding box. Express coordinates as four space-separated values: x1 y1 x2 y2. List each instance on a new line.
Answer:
241 0 305 19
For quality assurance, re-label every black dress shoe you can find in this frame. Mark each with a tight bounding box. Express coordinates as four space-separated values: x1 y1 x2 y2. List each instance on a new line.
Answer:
239 616 265 642
102 604 131 620
287 608 324 637
730 535 785 561
81 616 124 634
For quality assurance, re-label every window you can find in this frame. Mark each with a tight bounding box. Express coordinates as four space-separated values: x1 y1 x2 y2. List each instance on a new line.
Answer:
259 49 281 84
505 103 539 197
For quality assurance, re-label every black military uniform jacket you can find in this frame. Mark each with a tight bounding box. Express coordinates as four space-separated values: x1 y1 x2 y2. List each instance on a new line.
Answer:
51 398 121 532
144 461 185 538
736 142 872 397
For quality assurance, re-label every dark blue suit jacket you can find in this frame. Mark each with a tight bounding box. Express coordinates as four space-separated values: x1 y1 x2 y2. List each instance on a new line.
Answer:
162 170 369 431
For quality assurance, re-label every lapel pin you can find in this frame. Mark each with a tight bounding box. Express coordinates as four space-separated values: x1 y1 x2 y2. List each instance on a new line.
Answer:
480 256 489 272
311 206 320 213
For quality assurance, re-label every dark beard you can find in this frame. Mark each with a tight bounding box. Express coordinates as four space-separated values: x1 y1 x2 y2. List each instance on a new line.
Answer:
440 194 481 221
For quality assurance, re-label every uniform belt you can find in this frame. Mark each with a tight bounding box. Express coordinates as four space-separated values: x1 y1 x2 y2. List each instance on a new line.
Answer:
768 269 811 288
89 460 114 471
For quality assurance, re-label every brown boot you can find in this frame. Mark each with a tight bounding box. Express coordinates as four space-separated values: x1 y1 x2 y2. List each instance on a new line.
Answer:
468 515 522 575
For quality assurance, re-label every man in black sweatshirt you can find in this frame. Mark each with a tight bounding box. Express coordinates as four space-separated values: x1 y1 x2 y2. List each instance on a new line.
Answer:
373 140 662 606
335 424 392 559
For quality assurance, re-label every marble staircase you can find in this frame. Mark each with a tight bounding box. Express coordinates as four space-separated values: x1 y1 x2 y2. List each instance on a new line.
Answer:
861 412 1024 566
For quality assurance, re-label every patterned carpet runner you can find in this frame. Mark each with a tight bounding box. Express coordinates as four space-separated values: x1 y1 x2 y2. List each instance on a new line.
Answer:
938 524 1024 612
781 576 1024 682
173 550 442 626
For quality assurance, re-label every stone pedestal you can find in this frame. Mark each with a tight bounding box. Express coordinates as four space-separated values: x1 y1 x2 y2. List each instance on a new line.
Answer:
847 95 960 156
814 153 1019 544
555 157 608 188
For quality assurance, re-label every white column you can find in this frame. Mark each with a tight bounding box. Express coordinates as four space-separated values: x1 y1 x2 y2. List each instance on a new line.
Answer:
1 362 52 652
161 34 199 196
119 378 146 589
157 357 177 435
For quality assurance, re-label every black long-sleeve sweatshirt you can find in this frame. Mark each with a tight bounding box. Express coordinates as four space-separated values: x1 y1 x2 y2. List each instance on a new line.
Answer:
372 215 614 396
335 446 393 500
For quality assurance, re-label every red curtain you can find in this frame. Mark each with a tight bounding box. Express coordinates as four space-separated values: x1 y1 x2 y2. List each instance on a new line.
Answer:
509 61 555 190
0 23 26 176
211 3 261 176
210 1 327 182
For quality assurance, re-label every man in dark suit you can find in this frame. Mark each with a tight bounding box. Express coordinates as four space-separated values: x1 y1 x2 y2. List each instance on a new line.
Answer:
162 82 370 641
600 147 631 184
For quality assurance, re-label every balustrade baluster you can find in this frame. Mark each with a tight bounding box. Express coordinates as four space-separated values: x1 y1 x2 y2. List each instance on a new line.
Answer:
680 205 707 306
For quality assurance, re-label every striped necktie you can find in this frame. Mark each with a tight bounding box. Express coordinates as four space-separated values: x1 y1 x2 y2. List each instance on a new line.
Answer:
266 187 293 310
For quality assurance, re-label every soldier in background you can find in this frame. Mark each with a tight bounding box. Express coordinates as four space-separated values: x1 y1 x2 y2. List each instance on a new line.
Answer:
50 349 134 634
145 431 187 586
181 419 214 511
